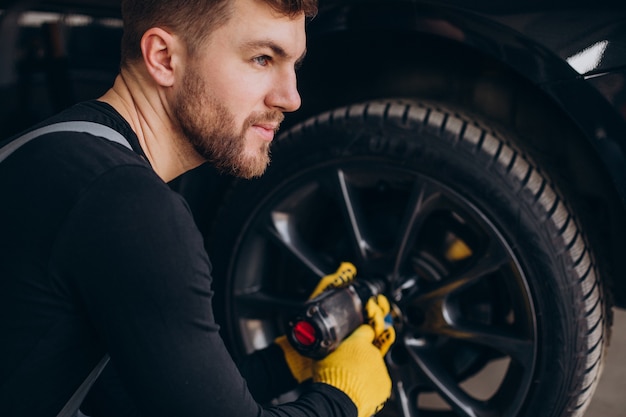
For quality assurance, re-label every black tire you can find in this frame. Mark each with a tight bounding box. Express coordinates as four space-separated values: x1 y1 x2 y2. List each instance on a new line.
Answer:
208 99 609 417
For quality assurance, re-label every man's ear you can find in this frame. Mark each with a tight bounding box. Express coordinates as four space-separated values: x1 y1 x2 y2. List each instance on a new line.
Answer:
141 27 181 87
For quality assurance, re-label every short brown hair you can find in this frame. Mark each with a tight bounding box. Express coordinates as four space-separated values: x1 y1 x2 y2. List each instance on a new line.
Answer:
120 0 318 65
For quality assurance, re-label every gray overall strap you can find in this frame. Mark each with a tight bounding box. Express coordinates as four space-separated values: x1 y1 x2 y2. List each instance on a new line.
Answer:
0 121 132 163
57 354 111 417
0 120 123 417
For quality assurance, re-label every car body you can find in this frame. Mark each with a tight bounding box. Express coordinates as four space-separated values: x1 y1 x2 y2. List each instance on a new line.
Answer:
295 0 626 306
1 1 626 417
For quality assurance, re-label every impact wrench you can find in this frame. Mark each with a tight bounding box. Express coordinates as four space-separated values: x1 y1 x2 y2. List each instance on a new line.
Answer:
287 279 388 359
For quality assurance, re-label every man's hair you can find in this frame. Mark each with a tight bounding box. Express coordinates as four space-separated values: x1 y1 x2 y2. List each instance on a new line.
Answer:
120 0 318 65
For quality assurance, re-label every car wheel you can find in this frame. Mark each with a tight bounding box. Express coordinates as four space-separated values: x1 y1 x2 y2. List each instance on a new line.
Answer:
208 99 608 417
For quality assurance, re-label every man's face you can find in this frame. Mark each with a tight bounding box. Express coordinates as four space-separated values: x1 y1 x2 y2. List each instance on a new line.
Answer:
172 0 306 178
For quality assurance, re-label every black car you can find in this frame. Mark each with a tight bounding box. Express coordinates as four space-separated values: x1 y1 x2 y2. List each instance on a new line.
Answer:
1 1 626 417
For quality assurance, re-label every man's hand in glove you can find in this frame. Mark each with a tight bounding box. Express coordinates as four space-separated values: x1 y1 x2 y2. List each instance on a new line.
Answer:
309 261 357 299
275 262 357 383
312 294 395 417
366 295 395 354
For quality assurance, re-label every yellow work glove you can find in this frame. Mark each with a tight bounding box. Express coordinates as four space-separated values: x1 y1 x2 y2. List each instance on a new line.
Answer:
314 293 395 417
309 261 357 299
274 335 312 383
275 262 357 383
312 324 392 417
366 294 395 355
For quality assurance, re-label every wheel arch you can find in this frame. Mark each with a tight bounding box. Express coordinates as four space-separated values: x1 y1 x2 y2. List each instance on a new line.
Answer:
288 2 626 307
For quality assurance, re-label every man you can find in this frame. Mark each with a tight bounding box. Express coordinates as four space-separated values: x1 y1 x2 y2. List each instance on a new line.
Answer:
0 0 393 416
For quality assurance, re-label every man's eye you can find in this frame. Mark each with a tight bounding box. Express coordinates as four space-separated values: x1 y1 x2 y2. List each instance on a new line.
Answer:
253 55 271 66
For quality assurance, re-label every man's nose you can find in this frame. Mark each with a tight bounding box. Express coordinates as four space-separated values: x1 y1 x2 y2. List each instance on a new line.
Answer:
267 70 301 112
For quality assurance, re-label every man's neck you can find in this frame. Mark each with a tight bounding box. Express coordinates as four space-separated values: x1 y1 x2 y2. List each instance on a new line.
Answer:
98 68 205 182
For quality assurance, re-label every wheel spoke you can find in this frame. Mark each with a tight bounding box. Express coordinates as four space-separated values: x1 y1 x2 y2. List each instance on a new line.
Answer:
266 209 328 279
394 380 421 417
233 289 302 318
335 168 372 263
412 242 531 360
387 355 423 417
415 241 509 305
445 322 534 366
392 181 442 278
405 341 497 417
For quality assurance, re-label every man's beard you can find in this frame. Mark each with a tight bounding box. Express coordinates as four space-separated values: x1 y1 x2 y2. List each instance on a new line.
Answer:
173 66 284 179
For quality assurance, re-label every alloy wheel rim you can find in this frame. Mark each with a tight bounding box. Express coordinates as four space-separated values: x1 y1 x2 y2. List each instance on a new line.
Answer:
225 160 538 417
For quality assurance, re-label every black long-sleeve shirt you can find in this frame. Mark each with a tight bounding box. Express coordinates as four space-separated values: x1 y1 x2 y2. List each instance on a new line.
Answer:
0 101 355 417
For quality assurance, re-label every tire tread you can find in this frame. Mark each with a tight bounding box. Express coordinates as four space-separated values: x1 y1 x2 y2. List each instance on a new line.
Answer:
384 100 608 417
